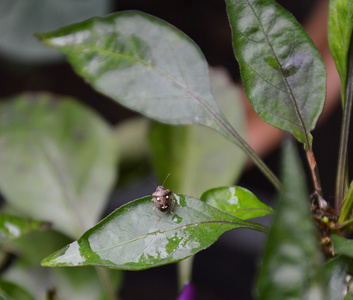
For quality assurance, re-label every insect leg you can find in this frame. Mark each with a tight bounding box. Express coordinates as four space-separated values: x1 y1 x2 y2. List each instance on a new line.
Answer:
169 198 175 215
153 206 161 222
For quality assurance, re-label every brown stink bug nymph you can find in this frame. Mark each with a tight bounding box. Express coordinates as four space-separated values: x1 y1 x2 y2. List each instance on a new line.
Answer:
150 174 175 221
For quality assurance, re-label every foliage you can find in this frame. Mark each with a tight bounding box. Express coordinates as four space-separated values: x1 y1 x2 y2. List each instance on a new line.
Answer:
0 0 352 299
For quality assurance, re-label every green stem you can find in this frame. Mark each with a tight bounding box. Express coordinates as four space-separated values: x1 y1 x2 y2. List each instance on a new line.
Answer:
338 182 353 224
216 117 281 190
177 257 194 291
335 215 353 230
96 267 117 300
335 41 353 210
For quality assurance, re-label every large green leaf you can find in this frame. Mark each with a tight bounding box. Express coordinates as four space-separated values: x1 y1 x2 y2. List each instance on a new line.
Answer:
149 69 246 197
41 194 266 270
37 10 280 189
3 260 121 300
256 140 326 299
0 93 118 238
113 117 151 183
0 0 111 63
0 280 34 300
37 11 226 129
0 214 50 242
200 186 274 220
226 0 326 146
325 256 353 300
3 230 72 266
2 230 122 300
328 0 353 103
332 235 353 258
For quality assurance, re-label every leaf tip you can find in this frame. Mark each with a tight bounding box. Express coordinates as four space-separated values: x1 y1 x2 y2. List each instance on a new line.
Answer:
41 241 85 267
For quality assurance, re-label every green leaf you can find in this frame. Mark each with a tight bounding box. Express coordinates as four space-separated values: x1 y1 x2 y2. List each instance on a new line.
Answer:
37 11 226 129
41 194 266 270
0 280 34 300
3 259 121 300
226 0 326 146
0 93 118 238
149 68 246 197
0 214 50 242
3 230 72 266
2 229 122 300
325 256 353 300
332 235 353 258
37 10 280 190
114 117 151 183
256 140 326 299
200 186 274 220
114 117 150 167
0 0 111 64
328 0 353 103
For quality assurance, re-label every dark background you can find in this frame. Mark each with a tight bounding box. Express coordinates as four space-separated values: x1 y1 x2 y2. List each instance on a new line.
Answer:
1 0 350 299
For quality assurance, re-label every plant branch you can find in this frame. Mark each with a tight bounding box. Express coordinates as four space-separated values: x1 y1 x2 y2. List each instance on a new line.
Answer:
335 40 353 210
306 148 322 195
306 148 327 209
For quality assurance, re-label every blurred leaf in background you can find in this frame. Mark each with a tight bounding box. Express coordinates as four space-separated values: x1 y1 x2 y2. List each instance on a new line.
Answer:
149 68 246 197
0 93 119 238
0 0 112 64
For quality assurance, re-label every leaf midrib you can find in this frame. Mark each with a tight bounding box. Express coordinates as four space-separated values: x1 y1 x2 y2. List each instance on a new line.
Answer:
246 0 310 145
84 218 260 255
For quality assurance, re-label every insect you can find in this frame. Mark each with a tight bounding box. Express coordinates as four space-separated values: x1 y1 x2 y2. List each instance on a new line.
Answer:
150 173 175 221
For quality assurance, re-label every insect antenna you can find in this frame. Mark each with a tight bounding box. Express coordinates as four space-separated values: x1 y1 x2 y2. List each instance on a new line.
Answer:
147 177 158 188
162 173 171 186
148 173 171 187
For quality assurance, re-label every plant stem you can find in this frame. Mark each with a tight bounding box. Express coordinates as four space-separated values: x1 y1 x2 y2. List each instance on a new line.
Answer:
306 148 327 209
215 116 281 190
177 257 194 291
306 148 322 195
96 267 118 300
335 42 353 210
338 182 353 224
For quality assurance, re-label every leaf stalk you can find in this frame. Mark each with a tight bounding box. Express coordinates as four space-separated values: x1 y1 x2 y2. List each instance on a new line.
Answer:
215 116 281 191
335 40 353 210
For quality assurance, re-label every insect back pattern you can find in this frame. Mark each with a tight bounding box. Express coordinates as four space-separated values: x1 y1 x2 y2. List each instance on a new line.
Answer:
150 174 175 221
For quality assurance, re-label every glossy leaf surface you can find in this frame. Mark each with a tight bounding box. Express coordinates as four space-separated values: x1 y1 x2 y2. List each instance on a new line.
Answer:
257 140 326 299
328 0 353 103
42 194 266 270
226 0 326 145
149 69 246 197
0 215 50 242
37 11 228 129
325 256 353 300
200 186 274 220
37 10 280 190
0 93 118 238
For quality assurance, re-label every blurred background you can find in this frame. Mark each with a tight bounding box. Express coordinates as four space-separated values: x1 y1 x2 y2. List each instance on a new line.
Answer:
0 0 349 299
